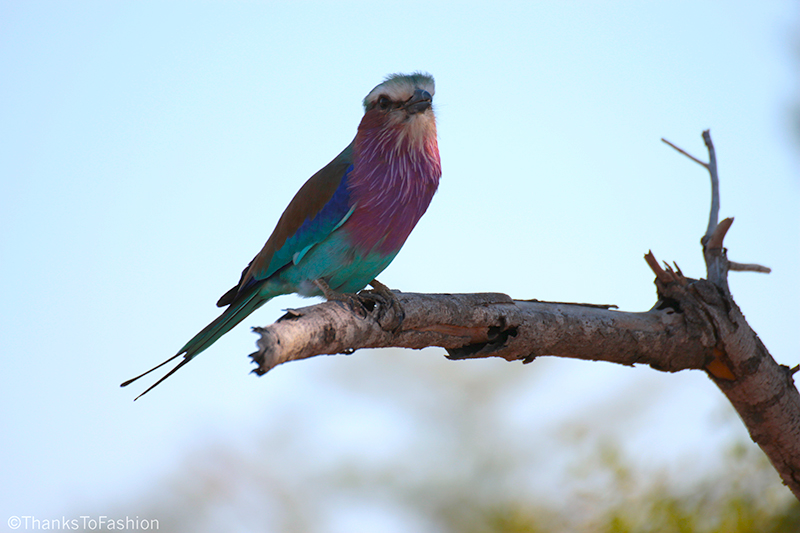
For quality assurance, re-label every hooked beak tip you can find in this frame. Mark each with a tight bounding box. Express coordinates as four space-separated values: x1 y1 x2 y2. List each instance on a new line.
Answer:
405 89 432 114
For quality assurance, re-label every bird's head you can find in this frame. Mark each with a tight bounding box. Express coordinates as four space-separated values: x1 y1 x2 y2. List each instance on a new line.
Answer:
359 72 437 147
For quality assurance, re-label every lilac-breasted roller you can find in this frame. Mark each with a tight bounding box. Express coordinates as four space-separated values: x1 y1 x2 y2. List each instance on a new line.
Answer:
122 73 441 399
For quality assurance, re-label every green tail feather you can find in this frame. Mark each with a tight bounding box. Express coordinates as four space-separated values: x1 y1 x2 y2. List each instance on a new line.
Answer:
121 285 269 400
178 288 266 359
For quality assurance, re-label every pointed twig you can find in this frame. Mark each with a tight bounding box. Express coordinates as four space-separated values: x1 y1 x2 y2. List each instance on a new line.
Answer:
705 216 733 250
661 138 709 168
644 251 666 280
517 299 618 310
728 261 771 274
701 130 720 243
663 132 731 291
661 132 720 244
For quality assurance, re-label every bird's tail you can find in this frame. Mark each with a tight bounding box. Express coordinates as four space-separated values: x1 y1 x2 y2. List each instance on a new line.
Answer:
121 285 268 400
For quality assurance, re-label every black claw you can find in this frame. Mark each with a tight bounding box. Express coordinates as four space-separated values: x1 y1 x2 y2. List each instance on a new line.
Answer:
360 282 405 332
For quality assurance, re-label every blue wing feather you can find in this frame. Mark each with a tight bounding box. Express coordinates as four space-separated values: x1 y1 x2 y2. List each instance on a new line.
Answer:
257 165 354 280
216 144 354 307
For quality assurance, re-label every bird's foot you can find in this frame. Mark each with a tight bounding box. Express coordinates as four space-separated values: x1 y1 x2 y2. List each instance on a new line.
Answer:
313 279 369 317
360 279 405 332
313 279 405 331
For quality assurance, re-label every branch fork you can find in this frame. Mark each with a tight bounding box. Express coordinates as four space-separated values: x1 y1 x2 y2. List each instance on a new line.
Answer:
656 131 798 496
661 131 770 293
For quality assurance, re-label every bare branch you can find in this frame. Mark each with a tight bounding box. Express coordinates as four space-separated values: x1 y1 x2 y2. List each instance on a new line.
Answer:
644 250 675 283
661 137 709 168
706 216 733 250
702 130 720 242
685 132 731 293
661 133 720 243
729 261 772 274
660 130 800 499
651 269 800 500
250 291 709 376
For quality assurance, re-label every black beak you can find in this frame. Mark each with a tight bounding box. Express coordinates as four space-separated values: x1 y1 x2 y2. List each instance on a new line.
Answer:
404 88 432 114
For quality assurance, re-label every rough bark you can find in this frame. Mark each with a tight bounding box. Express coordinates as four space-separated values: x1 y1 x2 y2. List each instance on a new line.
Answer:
248 131 800 500
251 292 709 374
647 257 800 501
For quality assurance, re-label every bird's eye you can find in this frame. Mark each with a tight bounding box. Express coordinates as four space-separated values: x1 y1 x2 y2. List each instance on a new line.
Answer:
378 96 390 110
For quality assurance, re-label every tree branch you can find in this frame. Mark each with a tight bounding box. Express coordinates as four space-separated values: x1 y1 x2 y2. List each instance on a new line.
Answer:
658 130 799 499
660 131 719 242
250 291 709 376
728 261 771 273
645 250 800 499
701 129 721 243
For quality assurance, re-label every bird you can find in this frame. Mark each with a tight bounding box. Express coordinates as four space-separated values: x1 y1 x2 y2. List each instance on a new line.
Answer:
121 72 442 399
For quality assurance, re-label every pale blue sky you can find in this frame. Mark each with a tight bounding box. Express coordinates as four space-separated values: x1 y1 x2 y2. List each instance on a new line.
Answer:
1 1 798 529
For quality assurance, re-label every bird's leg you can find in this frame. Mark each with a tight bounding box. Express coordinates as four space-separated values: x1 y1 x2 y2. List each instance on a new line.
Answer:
367 279 396 300
313 278 368 317
363 279 405 332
